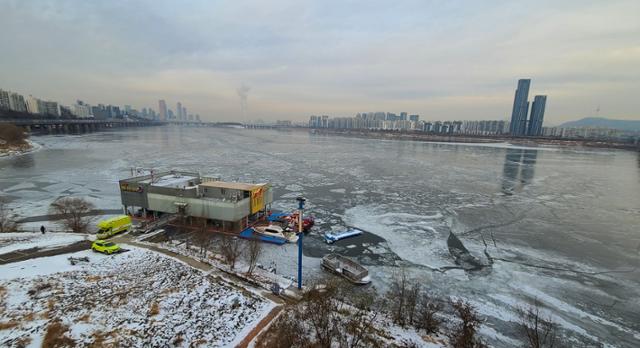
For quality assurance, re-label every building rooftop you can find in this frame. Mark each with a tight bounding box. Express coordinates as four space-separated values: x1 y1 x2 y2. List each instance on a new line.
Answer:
199 181 267 191
141 174 199 188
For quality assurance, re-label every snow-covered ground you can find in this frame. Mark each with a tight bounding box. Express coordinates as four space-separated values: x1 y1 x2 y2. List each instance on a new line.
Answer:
0 246 274 347
0 232 88 255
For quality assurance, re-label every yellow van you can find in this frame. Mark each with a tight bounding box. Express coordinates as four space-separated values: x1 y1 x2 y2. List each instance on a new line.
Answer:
96 215 132 239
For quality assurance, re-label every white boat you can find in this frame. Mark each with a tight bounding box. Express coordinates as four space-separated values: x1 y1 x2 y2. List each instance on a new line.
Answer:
253 224 299 243
321 254 371 285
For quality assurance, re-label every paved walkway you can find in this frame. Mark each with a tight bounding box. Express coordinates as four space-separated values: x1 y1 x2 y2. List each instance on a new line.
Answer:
0 240 91 265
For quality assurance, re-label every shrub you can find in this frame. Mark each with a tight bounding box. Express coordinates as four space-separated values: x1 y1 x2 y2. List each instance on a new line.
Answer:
0 124 28 145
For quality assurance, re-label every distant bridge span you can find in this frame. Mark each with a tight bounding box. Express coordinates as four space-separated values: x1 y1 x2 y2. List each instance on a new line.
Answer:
0 118 250 134
0 118 160 134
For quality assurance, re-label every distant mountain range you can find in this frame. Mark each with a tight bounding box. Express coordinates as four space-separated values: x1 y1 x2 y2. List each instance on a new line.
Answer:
559 117 640 131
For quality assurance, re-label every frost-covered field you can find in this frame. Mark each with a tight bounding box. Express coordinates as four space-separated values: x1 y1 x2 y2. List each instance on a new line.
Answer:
0 247 273 347
0 232 88 255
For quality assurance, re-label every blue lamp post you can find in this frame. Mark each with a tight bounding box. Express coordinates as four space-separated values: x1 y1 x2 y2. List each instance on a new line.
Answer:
296 196 306 290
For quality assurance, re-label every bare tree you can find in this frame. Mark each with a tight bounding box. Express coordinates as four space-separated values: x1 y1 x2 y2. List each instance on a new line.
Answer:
518 299 558 348
256 305 311 348
49 197 95 233
302 280 342 347
0 199 18 232
386 267 420 327
220 234 242 270
449 299 486 348
245 238 262 276
405 282 421 325
415 292 443 334
193 219 211 258
0 124 28 145
343 288 383 348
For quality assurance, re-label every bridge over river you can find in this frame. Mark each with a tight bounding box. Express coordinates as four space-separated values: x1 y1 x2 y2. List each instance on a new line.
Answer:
0 119 245 134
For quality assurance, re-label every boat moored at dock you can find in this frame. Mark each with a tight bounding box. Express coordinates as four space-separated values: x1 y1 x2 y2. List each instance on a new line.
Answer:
321 253 371 285
324 228 363 244
253 224 299 243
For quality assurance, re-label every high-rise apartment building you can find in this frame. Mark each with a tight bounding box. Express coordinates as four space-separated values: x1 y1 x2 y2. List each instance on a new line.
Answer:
527 95 547 136
159 100 168 121
509 79 531 136
41 101 59 116
26 95 41 114
9 92 27 112
0 89 10 109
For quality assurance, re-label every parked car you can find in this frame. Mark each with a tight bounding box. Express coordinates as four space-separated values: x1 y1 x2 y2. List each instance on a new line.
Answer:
91 240 121 254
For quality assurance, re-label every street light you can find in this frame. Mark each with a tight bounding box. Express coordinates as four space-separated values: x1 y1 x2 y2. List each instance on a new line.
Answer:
296 196 306 290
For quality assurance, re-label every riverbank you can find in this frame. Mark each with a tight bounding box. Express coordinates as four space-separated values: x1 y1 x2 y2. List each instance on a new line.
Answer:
0 139 40 158
308 128 640 151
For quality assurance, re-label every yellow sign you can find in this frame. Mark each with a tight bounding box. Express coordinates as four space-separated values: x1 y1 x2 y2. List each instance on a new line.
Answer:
250 186 266 214
120 182 142 193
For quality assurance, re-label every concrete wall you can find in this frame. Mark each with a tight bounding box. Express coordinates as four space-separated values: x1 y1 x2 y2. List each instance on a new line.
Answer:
147 193 251 221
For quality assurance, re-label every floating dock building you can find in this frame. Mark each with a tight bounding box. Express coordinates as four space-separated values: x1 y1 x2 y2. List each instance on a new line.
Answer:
119 171 273 233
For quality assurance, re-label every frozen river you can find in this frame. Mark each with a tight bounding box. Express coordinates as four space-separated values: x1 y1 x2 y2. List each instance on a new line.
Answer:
1 126 639 346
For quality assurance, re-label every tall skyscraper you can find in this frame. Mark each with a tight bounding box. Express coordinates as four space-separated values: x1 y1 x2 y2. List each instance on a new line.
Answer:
182 106 187 120
158 100 167 121
176 102 182 119
527 95 547 136
509 79 531 136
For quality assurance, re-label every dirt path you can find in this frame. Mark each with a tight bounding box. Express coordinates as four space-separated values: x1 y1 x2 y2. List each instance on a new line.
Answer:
235 305 283 348
0 240 91 265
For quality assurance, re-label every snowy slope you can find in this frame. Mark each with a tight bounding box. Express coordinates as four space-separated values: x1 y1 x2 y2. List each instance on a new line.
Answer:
0 246 274 347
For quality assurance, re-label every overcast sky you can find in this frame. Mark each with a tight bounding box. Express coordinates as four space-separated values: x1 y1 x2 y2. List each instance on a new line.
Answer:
1 0 638 124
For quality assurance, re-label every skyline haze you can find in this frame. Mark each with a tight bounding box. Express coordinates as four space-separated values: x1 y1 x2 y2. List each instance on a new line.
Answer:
1 0 639 124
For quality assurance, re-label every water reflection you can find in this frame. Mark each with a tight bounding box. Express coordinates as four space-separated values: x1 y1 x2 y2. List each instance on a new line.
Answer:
501 148 538 195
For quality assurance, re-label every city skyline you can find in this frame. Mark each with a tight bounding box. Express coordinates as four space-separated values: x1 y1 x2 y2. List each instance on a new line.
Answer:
1 1 639 123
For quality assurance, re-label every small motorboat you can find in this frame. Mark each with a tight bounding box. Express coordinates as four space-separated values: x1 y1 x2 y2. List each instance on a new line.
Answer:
267 212 315 232
253 224 299 243
324 228 363 244
321 253 371 285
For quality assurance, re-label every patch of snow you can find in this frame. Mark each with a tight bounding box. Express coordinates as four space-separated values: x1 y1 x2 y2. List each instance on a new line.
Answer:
0 232 87 255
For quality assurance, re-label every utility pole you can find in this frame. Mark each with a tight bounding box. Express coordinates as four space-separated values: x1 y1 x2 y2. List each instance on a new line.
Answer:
296 196 306 290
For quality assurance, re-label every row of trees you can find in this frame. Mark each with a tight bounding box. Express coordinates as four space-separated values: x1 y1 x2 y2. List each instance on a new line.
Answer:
258 268 560 348
180 218 263 276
